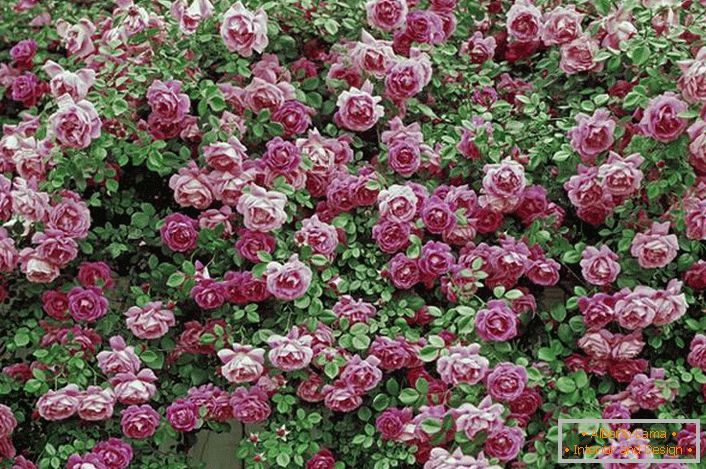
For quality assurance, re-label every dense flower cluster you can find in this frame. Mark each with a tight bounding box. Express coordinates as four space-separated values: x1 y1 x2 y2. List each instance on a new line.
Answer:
0 0 705 467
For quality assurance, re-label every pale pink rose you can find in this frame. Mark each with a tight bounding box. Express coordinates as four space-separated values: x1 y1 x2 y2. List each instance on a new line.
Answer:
146 80 191 123
11 178 50 223
42 61 95 100
46 195 91 239
677 47 706 104
125 301 176 340
220 2 268 57
169 161 215 210
567 109 615 164
267 329 313 371
0 405 15 440
541 6 583 46
384 57 429 101
378 184 418 222
36 384 81 420
559 35 603 75
96 336 141 375
236 184 288 232
217 344 265 383
48 94 101 149
244 78 294 113
265 254 312 300
350 31 396 79
602 9 637 50
77 386 115 421
461 32 496 65
110 369 158 405
639 92 688 143
452 396 504 440
482 158 526 209
32 230 78 267
650 279 687 326
171 0 213 35
630 222 678 269
332 295 377 324
322 381 362 412
339 355 382 392
56 19 95 58
610 331 645 360
0 230 19 273
365 0 407 32
294 215 339 257
685 198 706 240
580 245 620 286
578 330 612 359
436 344 489 386
198 206 233 237
615 286 658 330
203 137 246 173
120 405 160 439
425 448 492 469
597 151 644 197
687 120 706 173
19 249 60 283
334 81 384 132
506 0 542 42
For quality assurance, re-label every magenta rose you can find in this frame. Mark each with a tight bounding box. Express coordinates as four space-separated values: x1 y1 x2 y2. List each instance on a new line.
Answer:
340 355 383 392
305 449 336 469
235 229 276 262
688 334 706 371
42 290 70 320
77 261 113 289
271 100 312 137
10 39 37 67
230 387 271 424
146 80 190 123
91 438 133 469
375 407 412 441
485 362 527 401
166 399 198 432
484 425 524 462
421 196 456 234
67 286 109 322
386 253 420 290
160 213 198 252
475 300 518 341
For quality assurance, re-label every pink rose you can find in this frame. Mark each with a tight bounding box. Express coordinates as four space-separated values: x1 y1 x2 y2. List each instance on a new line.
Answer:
602 9 637 49
125 301 175 340
506 0 542 41
486 362 527 401
78 386 115 421
271 100 313 137
46 194 91 239
11 73 43 107
190 278 226 309
482 158 526 210
166 399 198 432
559 35 603 75
369 336 416 370
295 215 339 257
386 140 421 177
204 137 246 173
334 81 384 132
19 250 59 283
340 355 382 392
404 10 445 45
580 245 620 286
526 257 560 286
236 184 288 232
615 286 658 330
0 232 19 273
43 61 95 100
67 286 109 322
120 405 160 439
220 2 268 57
462 32 496 65
677 47 706 104
385 58 429 101
267 329 313 371
169 162 215 210
170 0 213 35
421 196 456 234
217 343 265 383
306 449 336 469
36 384 81 421
578 293 615 331
263 137 301 172
78 262 113 289
96 336 141 375
639 92 688 142
160 213 198 252
685 259 706 290
42 290 69 320
372 219 410 253
110 369 157 405
378 184 418 222
146 80 190 123
265 254 312 300
322 381 362 412
475 299 518 341
55 19 95 58
597 151 644 197
365 0 407 32
90 438 133 469
453 397 504 440
688 120 706 173
436 343 489 385
235 229 275 262
688 334 706 371
0 405 16 439
230 386 271 424
386 253 420 290
630 222 678 268
65 454 106 469
686 198 706 240
10 39 36 67
567 109 615 164
48 95 101 149
541 6 583 46
484 425 524 462
375 408 412 441
332 296 377 324
418 241 454 278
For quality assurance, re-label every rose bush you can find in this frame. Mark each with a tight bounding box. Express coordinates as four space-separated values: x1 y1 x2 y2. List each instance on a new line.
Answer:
0 0 705 468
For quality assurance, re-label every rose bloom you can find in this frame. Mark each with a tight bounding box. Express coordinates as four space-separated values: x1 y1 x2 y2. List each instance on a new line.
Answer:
46 193 91 239
65 454 106 469
597 151 644 197
340 355 383 392
235 229 275 262
639 92 688 142
170 0 213 35
11 73 43 107
685 259 706 290
67 286 109 323
386 140 421 177
236 184 288 233
42 290 69 320
120 405 160 439
91 438 133 469
159 213 198 252
375 407 412 441
332 295 377 324
372 218 410 253
55 19 95 58
334 81 384 132
462 31 496 65
267 329 313 371
378 184 418 222
168 162 215 210
322 381 363 413
508 387 542 417
48 94 101 149
217 343 265 383
230 386 271 424
77 261 113 289
688 120 706 174
36 384 81 420
295 215 339 257
220 2 268 57
77 386 115 421
203 137 245 173
96 336 141 375
125 301 175 340
421 196 456 234
580 245 620 286
630 222 678 268
436 343 489 385
677 47 706 104
385 58 428 101
482 158 526 208
688 334 706 371
686 198 706 240
614 286 659 330
484 425 525 462
43 61 95 100
271 100 313 137
567 109 615 164
166 399 199 432
146 80 190 123
0 405 16 439
265 254 312 300
506 0 542 41
110 369 158 405
475 299 518 341
365 0 407 32
404 10 444 45
306 449 336 469
541 5 583 46
578 293 615 331
10 39 36 67
559 35 603 75
386 253 420 290
486 362 527 401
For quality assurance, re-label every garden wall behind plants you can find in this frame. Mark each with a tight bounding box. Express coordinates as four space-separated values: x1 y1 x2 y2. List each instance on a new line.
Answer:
0 0 705 468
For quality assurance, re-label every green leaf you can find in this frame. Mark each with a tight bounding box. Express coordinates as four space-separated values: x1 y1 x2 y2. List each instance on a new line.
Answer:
556 377 576 393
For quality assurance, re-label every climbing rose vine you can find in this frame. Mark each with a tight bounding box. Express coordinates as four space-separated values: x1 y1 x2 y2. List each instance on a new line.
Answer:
0 0 705 467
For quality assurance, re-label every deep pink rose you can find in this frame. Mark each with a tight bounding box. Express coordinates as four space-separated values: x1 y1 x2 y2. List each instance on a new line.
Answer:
230 387 271 424
265 255 312 300
404 10 444 45
77 262 113 289
42 290 69 320
375 407 412 440
166 399 198 432
340 355 382 392
67 286 108 322
36 384 80 421
235 229 275 262
475 299 518 341
567 109 615 164
10 39 36 67
91 438 132 469
306 449 336 469
484 425 524 462
120 405 160 439
559 36 603 75
77 386 115 421
386 253 420 289
486 362 527 401
272 100 312 137
506 0 542 41
160 213 198 252
677 47 706 104
11 73 43 107
146 80 190 123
